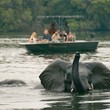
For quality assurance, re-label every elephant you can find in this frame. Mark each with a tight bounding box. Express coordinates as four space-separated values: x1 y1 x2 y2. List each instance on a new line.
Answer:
39 52 110 94
0 79 26 87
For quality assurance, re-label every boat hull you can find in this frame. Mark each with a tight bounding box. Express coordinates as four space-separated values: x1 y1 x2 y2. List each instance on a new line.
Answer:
21 41 98 54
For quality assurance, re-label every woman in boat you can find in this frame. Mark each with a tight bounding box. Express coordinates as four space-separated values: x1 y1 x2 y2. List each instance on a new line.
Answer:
66 31 76 42
43 29 51 42
51 30 61 43
29 32 38 43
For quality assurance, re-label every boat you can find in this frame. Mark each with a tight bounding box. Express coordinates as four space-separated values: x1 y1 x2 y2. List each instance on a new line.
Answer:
20 41 98 54
20 15 98 54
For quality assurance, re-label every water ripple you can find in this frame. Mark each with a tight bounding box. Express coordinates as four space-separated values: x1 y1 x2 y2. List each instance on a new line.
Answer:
0 39 110 109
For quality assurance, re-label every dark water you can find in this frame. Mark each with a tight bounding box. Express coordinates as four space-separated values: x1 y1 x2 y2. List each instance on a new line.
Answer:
0 38 110 110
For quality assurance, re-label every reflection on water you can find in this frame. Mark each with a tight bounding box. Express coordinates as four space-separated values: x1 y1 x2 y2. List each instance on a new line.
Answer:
0 38 110 110
40 92 110 110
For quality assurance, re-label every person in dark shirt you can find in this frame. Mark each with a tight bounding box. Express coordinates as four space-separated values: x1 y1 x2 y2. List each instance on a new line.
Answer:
43 29 51 42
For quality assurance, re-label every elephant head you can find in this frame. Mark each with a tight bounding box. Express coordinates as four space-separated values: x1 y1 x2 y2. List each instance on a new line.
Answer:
39 60 71 92
39 53 110 94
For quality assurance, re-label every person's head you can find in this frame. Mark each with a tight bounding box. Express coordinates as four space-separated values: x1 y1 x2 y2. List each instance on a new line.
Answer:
55 31 58 35
62 31 66 34
68 31 72 35
32 32 37 38
44 29 49 35
62 31 67 35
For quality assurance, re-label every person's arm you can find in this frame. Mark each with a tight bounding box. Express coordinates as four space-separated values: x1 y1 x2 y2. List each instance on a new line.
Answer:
29 35 33 43
66 35 68 42
73 34 76 41
51 34 55 39
71 35 74 41
57 34 61 40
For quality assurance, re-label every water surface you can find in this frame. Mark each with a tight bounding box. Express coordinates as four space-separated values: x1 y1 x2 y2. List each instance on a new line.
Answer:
0 38 110 110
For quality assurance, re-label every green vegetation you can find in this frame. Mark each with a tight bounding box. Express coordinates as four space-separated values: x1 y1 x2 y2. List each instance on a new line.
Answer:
0 0 110 33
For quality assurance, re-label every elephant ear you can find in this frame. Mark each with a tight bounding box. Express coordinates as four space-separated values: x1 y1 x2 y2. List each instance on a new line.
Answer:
39 60 70 92
85 62 110 89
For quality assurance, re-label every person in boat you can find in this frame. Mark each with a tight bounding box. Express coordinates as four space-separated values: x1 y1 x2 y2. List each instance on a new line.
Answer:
42 29 51 42
66 31 76 42
29 32 38 43
48 23 56 37
51 30 61 43
60 31 67 41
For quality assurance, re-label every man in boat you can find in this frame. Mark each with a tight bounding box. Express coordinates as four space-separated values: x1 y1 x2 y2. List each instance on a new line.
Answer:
48 23 56 37
66 31 76 42
42 29 51 42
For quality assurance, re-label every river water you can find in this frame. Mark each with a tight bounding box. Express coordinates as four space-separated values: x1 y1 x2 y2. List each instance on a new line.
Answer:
0 38 110 110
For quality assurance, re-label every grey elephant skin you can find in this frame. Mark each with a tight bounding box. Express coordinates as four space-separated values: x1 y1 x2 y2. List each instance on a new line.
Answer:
39 53 110 94
0 79 26 87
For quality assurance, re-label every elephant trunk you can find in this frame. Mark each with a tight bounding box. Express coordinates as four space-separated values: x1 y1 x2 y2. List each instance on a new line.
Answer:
72 53 85 93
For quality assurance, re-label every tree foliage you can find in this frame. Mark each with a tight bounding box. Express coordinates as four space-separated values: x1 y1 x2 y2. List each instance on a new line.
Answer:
0 0 110 32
